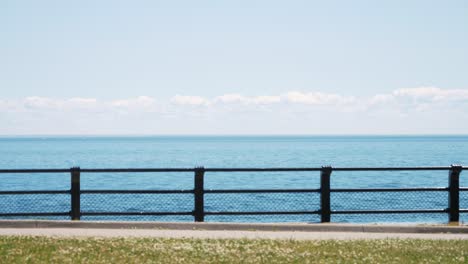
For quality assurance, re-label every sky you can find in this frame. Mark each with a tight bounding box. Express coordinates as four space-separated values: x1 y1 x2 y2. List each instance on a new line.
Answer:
1 0 468 135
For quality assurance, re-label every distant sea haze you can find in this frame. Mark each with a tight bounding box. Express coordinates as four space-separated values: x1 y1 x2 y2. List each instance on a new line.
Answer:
0 135 467 223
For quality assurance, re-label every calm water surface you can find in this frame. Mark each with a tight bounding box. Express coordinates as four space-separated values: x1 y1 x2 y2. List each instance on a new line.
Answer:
0 136 467 223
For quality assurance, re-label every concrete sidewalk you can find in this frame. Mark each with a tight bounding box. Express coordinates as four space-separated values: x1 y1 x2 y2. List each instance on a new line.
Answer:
1 227 468 240
1 220 468 240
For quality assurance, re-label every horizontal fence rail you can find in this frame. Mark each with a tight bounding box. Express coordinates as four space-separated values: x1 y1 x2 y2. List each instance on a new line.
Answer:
0 166 458 173
0 165 466 223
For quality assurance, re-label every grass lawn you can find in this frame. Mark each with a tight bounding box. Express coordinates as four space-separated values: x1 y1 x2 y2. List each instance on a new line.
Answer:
0 236 467 263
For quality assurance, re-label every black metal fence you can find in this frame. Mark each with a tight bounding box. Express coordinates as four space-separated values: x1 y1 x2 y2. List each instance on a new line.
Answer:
0 165 466 223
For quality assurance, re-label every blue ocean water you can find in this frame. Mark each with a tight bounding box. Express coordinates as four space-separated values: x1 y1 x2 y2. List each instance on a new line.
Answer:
0 135 467 223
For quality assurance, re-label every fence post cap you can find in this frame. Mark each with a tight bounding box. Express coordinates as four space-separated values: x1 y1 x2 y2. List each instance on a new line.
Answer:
450 164 463 173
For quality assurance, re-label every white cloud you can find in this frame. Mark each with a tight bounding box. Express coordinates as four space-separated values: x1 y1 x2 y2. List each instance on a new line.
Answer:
368 87 468 109
24 96 61 109
215 94 281 105
64 98 99 111
392 87 468 101
215 94 246 104
1 87 468 134
0 96 157 113
2 87 468 116
171 95 210 106
68 97 97 105
284 91 356 105
251 95 281 104
369 94 395 105
110 96 155 108
0 87 468 112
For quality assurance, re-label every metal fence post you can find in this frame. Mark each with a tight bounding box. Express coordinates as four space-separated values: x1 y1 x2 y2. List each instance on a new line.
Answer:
194 167 205 222
70 167 81 221
448 164 462 223
320 166 332 223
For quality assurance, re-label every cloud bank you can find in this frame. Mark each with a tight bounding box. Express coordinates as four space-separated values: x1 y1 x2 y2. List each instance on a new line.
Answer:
0 87 467 134
2 87 467 112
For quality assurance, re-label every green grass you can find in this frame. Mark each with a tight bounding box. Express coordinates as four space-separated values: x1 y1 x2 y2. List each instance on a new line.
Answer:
0 236 467 263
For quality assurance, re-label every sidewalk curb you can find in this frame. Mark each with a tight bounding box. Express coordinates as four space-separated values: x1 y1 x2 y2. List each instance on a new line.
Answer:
0 220 467 234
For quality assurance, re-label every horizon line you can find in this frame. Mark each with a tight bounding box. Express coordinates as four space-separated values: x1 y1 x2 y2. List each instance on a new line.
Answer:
1 134 468 137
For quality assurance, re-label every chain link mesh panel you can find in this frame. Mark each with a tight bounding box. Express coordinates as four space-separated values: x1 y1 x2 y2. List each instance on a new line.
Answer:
81 215 194 222
205 172 320 190
81 172 194 190
331 170 448 188
79 172 195 221
331 213 448 224
0 173 70 220
331 191 447 211
459 189 468 224
81 193 193 213
331 191 447 223
205 214 321 223
460 189 468 209
204 171 321 222
0 194 70 214
205 192 320 213
0 173 70 191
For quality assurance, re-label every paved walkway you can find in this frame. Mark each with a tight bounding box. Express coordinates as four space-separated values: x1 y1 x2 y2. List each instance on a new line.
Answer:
1 228 468 240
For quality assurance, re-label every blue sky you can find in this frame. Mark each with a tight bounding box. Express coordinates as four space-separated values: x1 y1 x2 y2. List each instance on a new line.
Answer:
1 0 468 134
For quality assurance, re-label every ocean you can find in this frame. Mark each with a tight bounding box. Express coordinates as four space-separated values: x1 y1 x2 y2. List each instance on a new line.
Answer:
0 135 467 223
